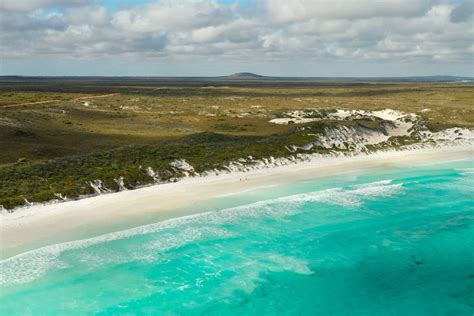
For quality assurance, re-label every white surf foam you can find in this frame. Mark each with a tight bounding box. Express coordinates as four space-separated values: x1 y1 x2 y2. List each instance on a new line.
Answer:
275 179 402 207
456 167 474 176
146 226 234 251
0 179 402 286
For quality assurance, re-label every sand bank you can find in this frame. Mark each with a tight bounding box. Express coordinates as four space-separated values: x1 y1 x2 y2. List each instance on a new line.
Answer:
1 146 472 259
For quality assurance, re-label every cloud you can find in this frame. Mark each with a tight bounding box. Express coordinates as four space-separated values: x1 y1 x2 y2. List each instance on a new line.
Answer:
66 5 109 26
0 11 67 32
1 0 473 69
0 0 90 12
265 0 433 23
450 0 474 22
111 0 233 33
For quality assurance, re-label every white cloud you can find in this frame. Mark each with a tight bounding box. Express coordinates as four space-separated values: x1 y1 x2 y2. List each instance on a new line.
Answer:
191 19 258 43
0 0 89 12
1 0 473 69
66 5 109 26
112 0 232 33
265 0 433 23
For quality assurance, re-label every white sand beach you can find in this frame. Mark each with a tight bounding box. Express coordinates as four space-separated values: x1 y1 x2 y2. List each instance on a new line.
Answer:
1 146 472 259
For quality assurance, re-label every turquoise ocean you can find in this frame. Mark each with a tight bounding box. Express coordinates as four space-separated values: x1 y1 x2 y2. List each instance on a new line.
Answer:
1 159 473 315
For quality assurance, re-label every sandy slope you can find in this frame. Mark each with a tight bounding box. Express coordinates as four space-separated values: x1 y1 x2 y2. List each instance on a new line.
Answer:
0 145 472 259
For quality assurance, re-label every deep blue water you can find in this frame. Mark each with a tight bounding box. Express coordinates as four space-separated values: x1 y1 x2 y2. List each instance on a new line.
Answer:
1 160 473 315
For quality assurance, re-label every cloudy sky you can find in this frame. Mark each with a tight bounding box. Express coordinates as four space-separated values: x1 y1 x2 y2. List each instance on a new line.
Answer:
1 0 473 76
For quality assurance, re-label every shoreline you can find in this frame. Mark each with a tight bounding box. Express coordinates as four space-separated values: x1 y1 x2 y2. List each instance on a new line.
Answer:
1 145 472 259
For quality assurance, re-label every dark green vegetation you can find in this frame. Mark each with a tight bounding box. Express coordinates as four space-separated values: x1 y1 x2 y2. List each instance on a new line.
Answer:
1 77 473 210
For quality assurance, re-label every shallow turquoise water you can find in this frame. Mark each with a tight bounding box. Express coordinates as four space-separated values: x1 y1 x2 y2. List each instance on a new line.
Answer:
1 160 473 315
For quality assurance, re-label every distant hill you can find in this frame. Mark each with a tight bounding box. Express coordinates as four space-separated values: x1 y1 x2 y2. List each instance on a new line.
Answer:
220 72 270 80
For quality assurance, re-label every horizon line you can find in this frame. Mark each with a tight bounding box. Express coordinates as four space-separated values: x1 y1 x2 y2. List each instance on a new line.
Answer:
1 74 473 79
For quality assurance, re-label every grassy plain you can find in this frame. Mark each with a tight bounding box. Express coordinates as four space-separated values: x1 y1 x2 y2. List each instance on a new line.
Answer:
0 77 473 209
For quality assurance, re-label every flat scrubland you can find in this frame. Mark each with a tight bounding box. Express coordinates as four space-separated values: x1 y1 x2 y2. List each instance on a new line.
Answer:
1 77 473 209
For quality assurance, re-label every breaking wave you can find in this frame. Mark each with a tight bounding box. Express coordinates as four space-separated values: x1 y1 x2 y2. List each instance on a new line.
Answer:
455 167 474 176
0 179 402 286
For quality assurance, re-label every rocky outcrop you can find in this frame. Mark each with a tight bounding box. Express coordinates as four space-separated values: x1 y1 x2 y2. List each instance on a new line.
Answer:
114 177 128 191
0 205 9 214
54 193 67 201
88 180 111 194
138 166 161 182
169 159 195 176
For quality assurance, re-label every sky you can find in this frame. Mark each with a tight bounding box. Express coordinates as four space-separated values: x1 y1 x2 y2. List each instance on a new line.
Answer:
1 0 473 77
